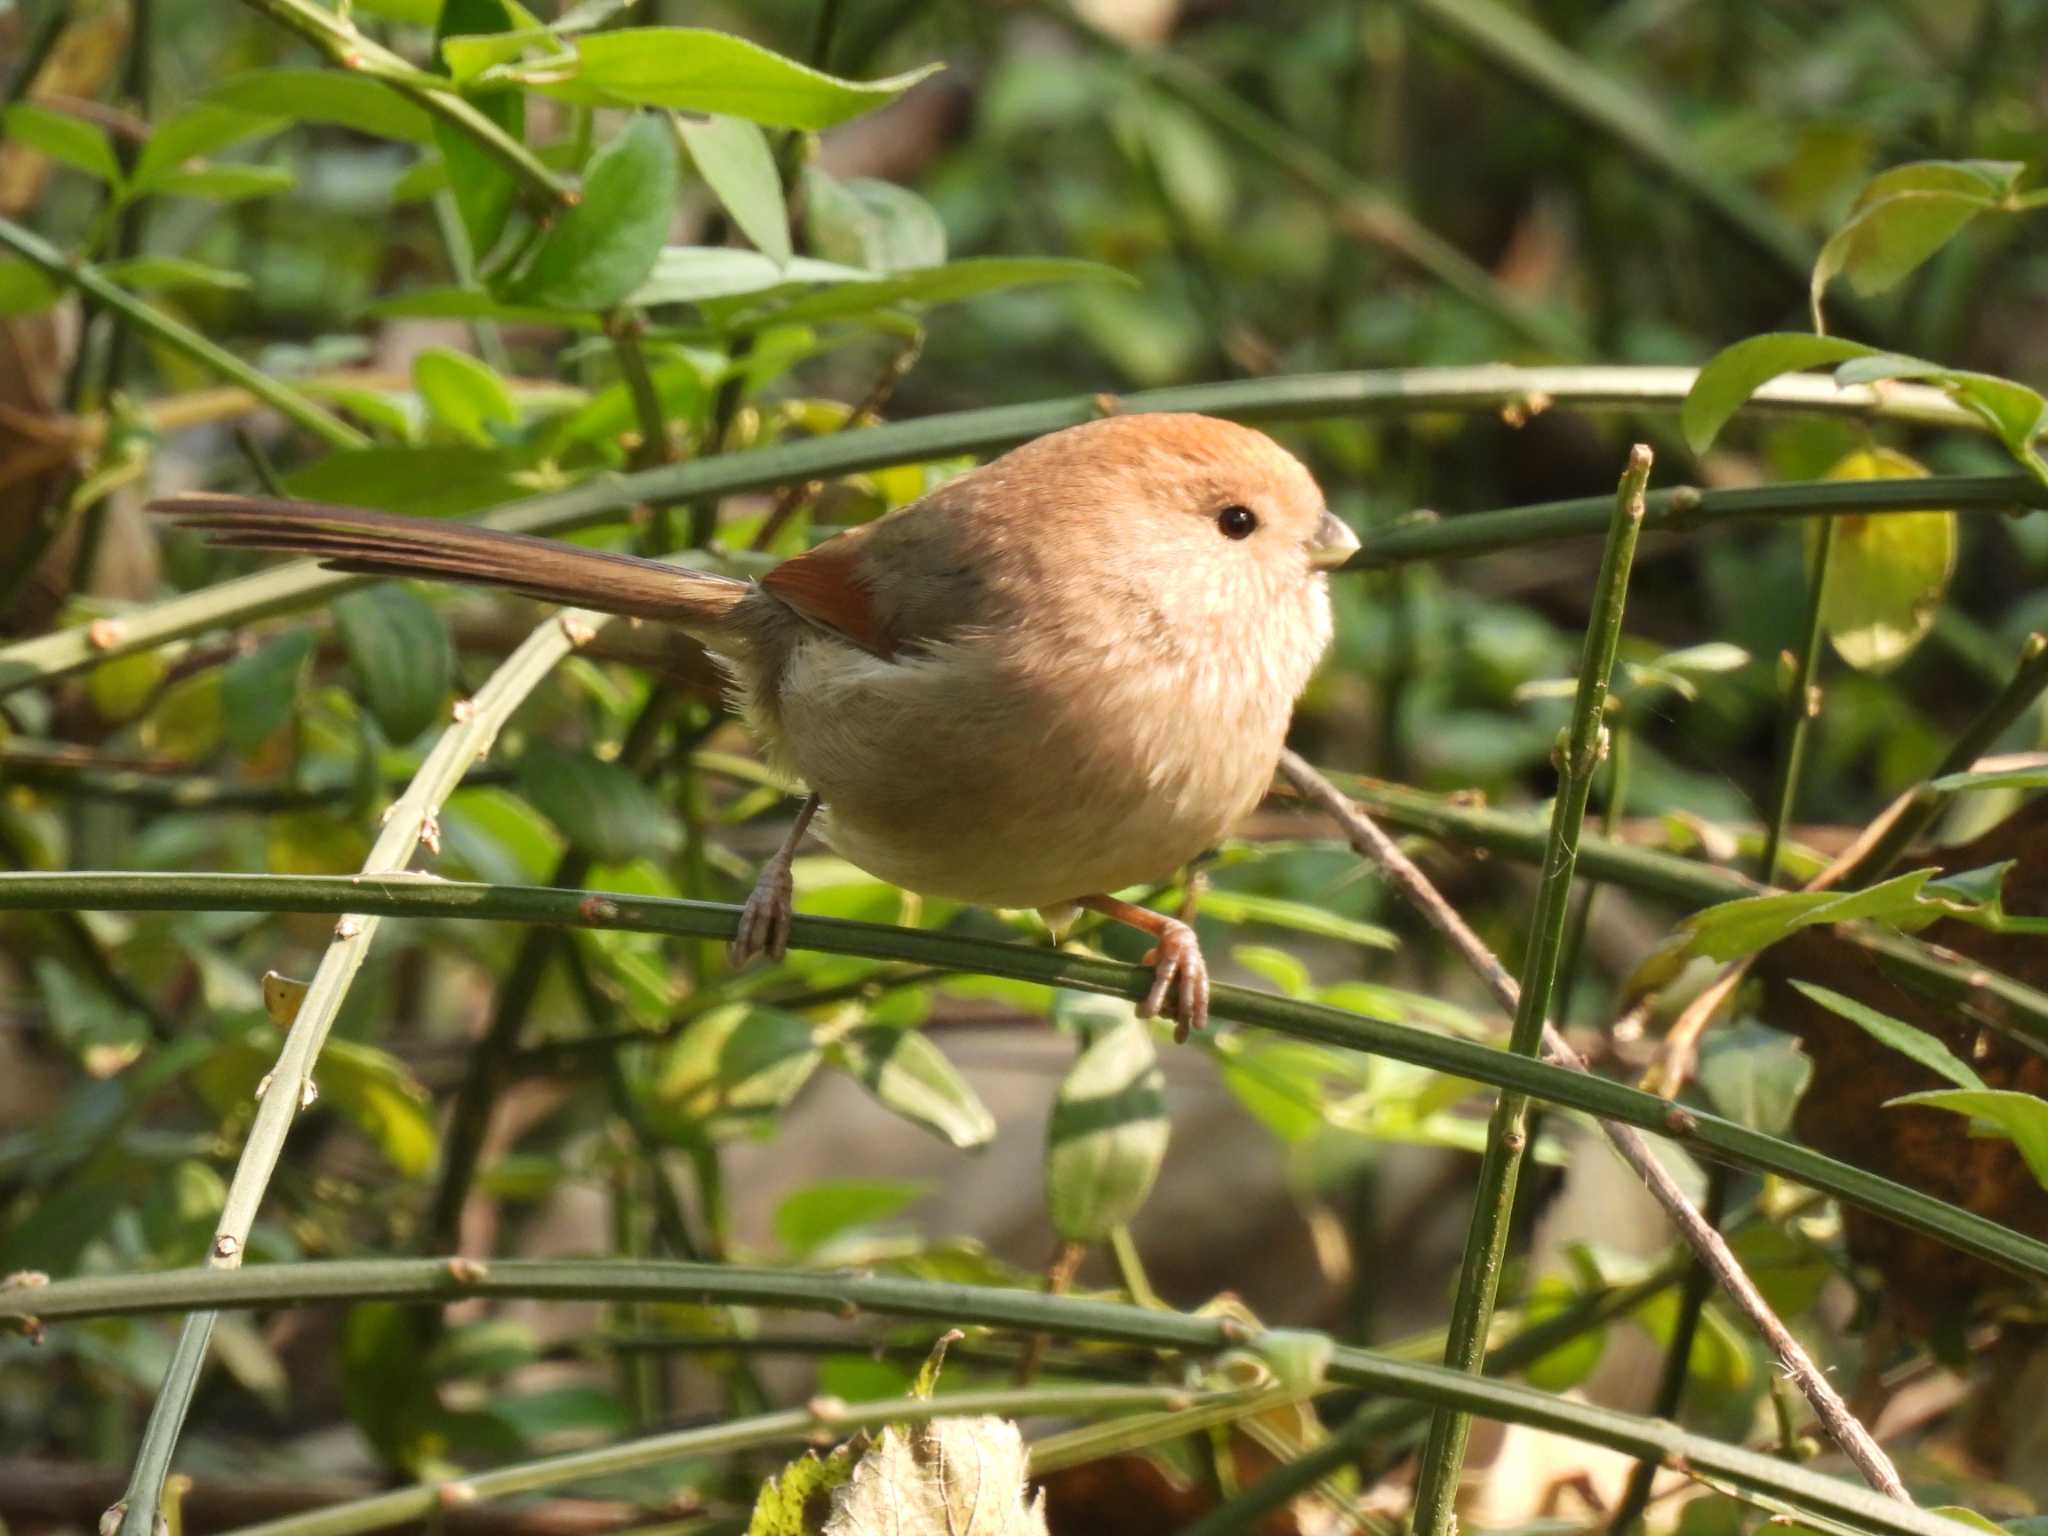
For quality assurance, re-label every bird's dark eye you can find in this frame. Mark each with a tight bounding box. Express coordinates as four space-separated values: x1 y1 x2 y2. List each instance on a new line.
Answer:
1217 505 1259 540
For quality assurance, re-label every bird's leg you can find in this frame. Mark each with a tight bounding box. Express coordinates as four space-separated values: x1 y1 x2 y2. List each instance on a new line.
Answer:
1077 894 1210 1042
730 793 820 967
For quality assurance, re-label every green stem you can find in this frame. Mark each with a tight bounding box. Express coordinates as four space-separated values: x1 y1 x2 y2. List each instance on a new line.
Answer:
1760 517 1838 885
10 870 2046 1284
1330 772 2048 1047
1352 472 2048 568
4 1261 1984 1536
237 0 575 212
0 218 366 450
0 366 2003 695
1177 1261 1688 1536
424 690 668 1251
233 1384 1210 1536
1411 446 1650 1535
1838 630 2048 885
101 606 614 1536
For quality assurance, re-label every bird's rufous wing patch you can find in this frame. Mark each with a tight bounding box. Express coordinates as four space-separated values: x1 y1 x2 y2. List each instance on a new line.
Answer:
760 537 895 658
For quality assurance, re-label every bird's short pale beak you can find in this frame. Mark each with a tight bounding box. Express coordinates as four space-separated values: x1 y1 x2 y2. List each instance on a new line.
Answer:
1307 509 1361 570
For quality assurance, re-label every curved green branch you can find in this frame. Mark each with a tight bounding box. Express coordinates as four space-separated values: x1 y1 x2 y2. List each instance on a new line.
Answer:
0 1258 1982 1536
0 366 1999 697
6 869 2047 1285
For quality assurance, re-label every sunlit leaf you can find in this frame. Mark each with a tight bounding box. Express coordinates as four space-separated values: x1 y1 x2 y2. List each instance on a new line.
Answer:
676 113 790 266
1795 982 1987 1092
1681 333 1882 455
1045 1014 1168 1244
522 28 942 129
1809 448 1954 672
2 103 120 183
150 163 296 202
1887 1088 2048 1190
506 113 678 311
834 1025 996 1150
773 1179 931 1254
1810 160 2025 322
803 169 946 273
1696 1022 1811 1137
413 346 521 446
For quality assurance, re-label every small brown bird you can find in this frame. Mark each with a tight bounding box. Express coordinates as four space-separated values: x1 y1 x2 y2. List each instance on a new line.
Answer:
153 412 1357 1037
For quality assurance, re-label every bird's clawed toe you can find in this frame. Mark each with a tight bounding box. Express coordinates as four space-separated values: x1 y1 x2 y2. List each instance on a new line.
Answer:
1136 918 1210 1043
730 860 796 967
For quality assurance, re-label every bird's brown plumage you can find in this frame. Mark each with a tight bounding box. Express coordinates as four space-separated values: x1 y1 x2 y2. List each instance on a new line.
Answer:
151 411 1357 1034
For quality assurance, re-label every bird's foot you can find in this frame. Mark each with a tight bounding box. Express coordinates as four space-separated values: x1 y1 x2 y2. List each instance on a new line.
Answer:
730 857 795 967
1137 917 1209 1043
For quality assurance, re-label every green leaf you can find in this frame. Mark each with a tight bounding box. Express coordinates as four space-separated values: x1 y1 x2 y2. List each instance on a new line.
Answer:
333 583 454 742
1887 1088 2048 1190
834 1025 996 1150
675 114 790 266
515 741 680 864
1942 372 2048 480
802 168 946 273
0 256 61 315
150 162 296 202
1811 160 2026 323
283 445 533 517
484 1384 630 1446
436 0 527 259
628 246 870 306
364 285 606 330
98 256 252 295
222 630 315 753
526 28 941 129
1809 448 1955 672
1195 889 1397 949
1520 1272 1608 1392
2 103 121 184
1045 1015 1169 1244
207 68 436 142
34 959 148 1077
132 103 276 193
506 113 677 311
318 1038 439 1177
1696 1022 1812 1137
653 1004 822 1129
1633 869 1936 987
413 346 521 446
1681 333 1883 455
1931 764 2048 794
749 1443 861 1536
772 1178 931 1254
683 255 1136 327
1794 981 1987 1092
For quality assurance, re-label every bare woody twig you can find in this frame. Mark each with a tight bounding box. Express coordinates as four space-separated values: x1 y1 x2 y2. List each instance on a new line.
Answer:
1275 747 1911 1502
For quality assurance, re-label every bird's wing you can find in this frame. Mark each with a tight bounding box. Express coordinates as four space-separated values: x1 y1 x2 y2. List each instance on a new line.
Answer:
759 533 897 658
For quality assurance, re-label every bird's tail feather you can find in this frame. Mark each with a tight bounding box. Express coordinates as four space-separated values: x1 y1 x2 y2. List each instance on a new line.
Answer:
149 494 750 629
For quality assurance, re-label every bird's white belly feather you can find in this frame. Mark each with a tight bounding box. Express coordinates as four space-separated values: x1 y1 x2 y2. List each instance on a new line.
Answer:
769 629 1288 909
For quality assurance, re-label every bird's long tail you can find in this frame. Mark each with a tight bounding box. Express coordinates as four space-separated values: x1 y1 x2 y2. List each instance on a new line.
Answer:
149 494 751 629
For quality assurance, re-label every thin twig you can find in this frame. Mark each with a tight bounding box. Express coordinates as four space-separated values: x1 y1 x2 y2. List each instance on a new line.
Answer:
237 0 575 213
11 864 2048 1285
1760 517 1838 885
750 331 925 551
1608 1167 1732 1533
1274 751 1911 1502
1837 631 2048 885
0 368 2022 695
103 605 617 1536
1410 446 1651 1532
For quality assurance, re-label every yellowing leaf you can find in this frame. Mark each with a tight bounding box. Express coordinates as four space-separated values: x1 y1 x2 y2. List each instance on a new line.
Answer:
1810 448 1954 673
